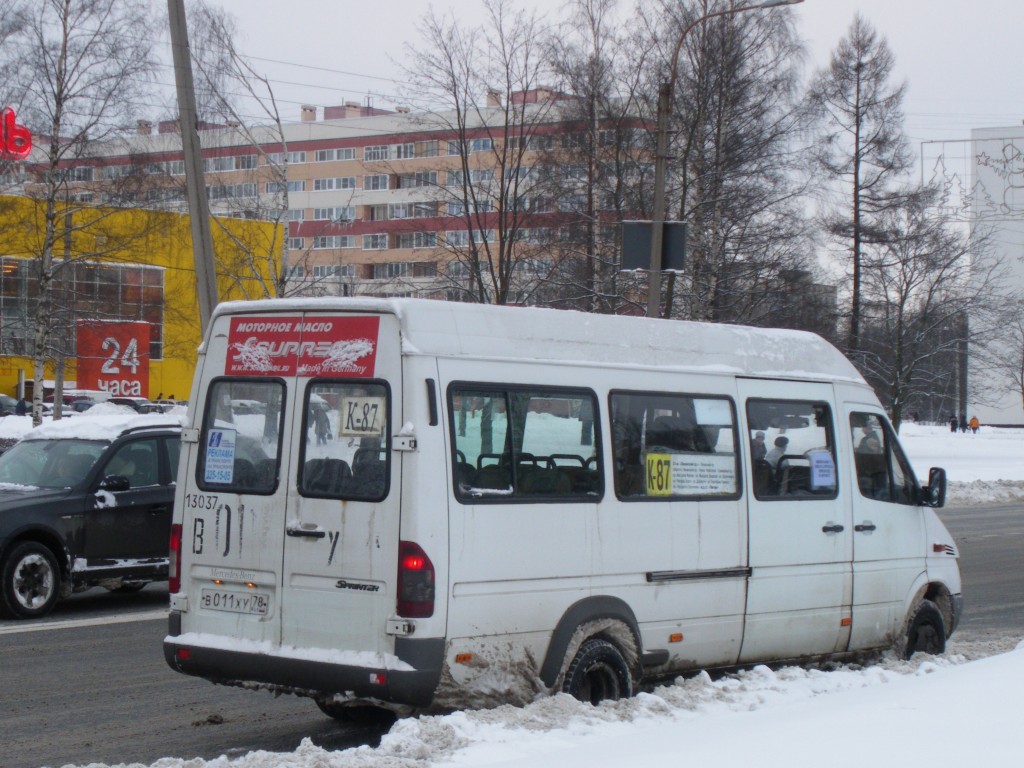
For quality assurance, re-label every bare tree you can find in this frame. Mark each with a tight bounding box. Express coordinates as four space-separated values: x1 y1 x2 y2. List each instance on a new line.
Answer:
3 0 158 423
855 186 1014 430
541 0 652 314
401 0 559 305
989 306 1024 412
638 0 813 324
808 13 911 355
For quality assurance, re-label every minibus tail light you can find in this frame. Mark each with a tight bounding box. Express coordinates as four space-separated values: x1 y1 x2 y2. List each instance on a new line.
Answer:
169 523 182 594
397 540 434 618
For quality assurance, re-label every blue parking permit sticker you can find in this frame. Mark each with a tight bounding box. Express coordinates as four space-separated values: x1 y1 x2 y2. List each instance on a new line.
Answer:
205 428 237 483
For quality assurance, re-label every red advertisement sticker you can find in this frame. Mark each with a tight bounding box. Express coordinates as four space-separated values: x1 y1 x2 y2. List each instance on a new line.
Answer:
226 315 380 377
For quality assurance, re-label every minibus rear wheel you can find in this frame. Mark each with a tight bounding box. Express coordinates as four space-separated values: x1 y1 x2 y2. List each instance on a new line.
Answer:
903 599 946 659
561 637 633 704
314 699 398 727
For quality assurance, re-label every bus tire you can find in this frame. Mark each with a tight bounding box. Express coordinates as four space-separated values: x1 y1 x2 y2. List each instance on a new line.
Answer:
903 599 945 659
561 637 632 704
314 699 397 727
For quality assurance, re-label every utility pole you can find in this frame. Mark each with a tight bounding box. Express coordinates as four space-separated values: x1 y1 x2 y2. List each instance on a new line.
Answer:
168 0 218 333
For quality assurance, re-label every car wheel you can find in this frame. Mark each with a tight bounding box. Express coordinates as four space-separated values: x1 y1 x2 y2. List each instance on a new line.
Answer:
903 599 946 659
561 637 633 704
0 542 62 620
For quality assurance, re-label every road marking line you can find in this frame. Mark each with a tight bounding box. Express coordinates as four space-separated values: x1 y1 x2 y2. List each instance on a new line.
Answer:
0 609 167 635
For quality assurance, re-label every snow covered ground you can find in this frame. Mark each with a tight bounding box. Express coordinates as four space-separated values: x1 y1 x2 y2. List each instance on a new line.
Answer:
0 415 1020 768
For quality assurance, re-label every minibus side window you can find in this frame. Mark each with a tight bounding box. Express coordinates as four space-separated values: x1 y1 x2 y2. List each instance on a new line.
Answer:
299 380 389 501
197 378 284 494
850 412 917 505
450 386 602 502
610 391 740 500
746 399 837 500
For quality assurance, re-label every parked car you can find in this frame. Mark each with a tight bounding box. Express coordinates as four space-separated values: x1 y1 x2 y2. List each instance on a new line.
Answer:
0 413 184 619
107 397 162 414
0 394 21 416
67 398 97 414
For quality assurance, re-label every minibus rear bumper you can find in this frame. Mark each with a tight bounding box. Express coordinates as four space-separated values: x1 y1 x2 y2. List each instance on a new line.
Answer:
163 612 444 708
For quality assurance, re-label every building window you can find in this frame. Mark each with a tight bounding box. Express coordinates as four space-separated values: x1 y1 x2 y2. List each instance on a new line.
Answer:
364 145 390 161
389 203 413 220
286 209 305 222
446 230 469 247
265 181 305 193
313 176 356 191
362 233 389 250
399 171 438 188
414 202 438 218
207 183 257 200
364 174 389 191
394 143 415 159
312 264 355 279
0 258 165 360
314 148 354 162
470 138 493 153
313 235 355 249
372 262 412 278
286 237 305 250
396 231 437 249
416 140 438 158
287 151 306 164
313 206 355 221
203 156 236 172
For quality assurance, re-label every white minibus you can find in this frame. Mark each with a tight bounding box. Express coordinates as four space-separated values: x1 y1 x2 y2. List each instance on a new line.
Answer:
164 298 961 719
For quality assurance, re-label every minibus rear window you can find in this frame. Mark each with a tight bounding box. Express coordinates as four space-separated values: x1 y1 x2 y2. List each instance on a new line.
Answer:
197 378 284 494
299 380 390 501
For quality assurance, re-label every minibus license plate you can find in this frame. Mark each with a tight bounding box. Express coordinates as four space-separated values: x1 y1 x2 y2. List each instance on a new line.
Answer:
200 589 269 615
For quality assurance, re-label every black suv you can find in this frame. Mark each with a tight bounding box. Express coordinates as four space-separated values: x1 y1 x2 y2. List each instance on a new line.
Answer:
0 415 182 619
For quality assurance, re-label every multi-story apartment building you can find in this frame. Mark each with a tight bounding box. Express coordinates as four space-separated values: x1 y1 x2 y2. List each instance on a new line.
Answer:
14 90 622 304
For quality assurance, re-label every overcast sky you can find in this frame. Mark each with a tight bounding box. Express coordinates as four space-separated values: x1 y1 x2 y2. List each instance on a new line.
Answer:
206 0 1024 167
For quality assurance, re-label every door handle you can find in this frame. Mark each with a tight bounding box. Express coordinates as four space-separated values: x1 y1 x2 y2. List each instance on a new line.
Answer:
855 522 877 533
287 525 326 539
821 523 845 534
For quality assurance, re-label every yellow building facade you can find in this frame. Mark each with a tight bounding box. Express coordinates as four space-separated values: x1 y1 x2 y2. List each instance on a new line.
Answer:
0 195 280 402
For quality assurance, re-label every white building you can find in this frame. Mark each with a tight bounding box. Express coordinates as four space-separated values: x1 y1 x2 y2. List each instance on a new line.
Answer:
970 126 1024 426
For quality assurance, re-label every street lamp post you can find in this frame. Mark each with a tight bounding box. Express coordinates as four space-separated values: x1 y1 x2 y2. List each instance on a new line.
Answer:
646 0 804 318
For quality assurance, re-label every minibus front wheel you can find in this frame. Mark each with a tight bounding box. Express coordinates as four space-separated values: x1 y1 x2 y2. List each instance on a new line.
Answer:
561 637 633 704
903 599 946 659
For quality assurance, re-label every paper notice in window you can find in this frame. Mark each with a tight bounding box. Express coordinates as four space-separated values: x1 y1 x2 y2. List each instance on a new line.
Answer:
807 449 837 489
673 454 736 495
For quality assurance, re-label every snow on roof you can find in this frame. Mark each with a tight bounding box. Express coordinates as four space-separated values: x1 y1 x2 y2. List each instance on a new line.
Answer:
21 411 185 442
211 297 864 383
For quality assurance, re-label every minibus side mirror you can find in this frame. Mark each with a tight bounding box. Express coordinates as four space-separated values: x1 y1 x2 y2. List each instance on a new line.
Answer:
919 467 947 508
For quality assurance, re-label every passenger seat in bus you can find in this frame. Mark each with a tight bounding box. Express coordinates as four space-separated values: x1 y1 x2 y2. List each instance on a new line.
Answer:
303 458 352 495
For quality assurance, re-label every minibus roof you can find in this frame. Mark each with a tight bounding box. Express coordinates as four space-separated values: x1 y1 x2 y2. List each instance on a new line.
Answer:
209 298 865 383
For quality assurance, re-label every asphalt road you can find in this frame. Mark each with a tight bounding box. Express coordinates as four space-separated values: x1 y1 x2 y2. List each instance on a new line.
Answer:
1 502 1020 768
